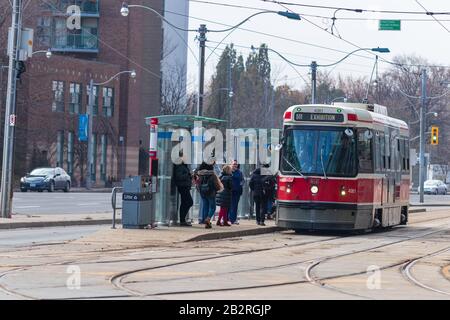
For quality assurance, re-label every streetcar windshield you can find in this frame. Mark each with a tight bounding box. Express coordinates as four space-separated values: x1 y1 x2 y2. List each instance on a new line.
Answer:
282 127 357 177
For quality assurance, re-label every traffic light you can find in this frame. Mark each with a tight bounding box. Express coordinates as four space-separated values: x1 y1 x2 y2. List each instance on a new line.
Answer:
431 126 439 145
16 61 26 81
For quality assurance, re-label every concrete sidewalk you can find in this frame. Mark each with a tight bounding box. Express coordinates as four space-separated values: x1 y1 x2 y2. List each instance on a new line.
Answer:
76 220 284 246
0 207 427 231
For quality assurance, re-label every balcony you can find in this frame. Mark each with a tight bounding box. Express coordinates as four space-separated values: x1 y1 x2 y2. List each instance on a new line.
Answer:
51 33 99 53
45 0 100 18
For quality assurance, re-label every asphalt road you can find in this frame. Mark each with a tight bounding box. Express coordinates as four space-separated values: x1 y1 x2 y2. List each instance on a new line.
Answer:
409 193 450 204
9 192 450 216
0 225 104 248
12 192 122 215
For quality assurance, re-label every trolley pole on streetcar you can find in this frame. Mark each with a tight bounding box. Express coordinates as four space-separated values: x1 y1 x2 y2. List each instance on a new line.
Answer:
419 69 427 204
311 61 317 104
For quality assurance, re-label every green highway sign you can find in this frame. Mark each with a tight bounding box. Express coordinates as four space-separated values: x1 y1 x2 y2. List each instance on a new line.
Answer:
379 20 401 31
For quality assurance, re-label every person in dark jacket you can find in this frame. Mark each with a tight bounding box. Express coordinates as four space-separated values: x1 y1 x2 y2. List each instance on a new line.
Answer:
228 160 244 224
249 167 269 226
194 160 223 228
173 157 193 226
216 165 233 226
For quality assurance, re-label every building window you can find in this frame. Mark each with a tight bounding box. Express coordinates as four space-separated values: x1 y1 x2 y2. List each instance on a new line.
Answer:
52 81 64 112
90 134 97 181
86 84 99 115
68 132 74 176
36 16 51 47
57 131 64 167
102 87 114 117
69 83 82 114
100 134 107 181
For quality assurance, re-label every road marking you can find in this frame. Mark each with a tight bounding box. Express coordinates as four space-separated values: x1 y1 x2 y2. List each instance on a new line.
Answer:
77 203 101 206
14 206 41 209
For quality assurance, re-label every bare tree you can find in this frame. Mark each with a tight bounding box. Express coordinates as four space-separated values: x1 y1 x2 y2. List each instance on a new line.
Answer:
161 63 192 115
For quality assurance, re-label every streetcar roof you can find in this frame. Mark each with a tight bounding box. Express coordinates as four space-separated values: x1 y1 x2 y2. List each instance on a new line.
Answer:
283 103 409 131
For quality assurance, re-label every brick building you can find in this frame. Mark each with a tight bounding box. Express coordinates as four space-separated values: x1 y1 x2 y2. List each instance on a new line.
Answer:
0 0 164 187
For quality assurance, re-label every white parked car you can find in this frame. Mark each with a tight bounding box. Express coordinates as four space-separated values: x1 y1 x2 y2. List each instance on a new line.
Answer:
419 180 448 195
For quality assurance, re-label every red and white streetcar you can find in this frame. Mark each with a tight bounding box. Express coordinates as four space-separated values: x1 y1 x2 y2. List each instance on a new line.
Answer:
276 102 410 231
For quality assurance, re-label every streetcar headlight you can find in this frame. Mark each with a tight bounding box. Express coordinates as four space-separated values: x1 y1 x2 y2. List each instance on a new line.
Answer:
340 186 347 196
311 185 319 194
286 184 292 193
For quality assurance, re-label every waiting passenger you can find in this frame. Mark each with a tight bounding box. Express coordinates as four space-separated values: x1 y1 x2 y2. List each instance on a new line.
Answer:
216 165 233 226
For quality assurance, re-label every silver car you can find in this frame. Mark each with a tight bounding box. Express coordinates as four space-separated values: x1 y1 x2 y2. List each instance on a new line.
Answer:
421 180 448 195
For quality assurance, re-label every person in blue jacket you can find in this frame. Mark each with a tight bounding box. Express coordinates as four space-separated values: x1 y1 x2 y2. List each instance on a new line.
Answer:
228 160 244 224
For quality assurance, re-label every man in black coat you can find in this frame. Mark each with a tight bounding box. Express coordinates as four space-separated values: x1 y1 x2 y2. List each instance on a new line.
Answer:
173 158 193 226
249 167 268 226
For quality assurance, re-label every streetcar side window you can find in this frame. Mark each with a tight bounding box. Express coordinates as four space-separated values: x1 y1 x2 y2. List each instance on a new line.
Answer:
380 133 386 171
400 139 406 171
357 129 373 173
374 132 381 172
405 140 410 171
385 133 391 170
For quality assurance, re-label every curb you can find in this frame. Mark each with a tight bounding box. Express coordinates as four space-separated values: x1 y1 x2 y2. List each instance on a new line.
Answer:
185 226 286 242
410 204 450 207
0 219 120 230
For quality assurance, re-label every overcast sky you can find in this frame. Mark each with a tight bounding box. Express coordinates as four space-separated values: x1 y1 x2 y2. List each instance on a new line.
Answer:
186 0 450 92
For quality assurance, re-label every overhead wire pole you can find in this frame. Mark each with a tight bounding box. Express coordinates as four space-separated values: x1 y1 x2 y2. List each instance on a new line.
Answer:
419 69 427 204
1 0 22 219
227 55 233 128
197 24 207 117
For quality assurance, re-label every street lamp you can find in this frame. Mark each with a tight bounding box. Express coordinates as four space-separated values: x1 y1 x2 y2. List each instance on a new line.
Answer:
121 3 301 117
409 112 438 125
331 96 348 103
32 49 52 59
86 70 136 190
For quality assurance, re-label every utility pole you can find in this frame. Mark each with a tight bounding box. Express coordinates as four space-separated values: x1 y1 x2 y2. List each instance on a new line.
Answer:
227 56 233 128
311 61 317 104
197 24 207 117
1 0 22 219
86 79 94 190
419 69 427 204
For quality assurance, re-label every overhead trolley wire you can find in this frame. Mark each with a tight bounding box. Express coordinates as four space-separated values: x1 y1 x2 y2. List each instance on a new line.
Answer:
261 0 450 16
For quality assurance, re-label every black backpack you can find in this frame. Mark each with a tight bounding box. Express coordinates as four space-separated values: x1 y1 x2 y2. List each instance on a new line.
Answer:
262 175 275 197
199 175 214 197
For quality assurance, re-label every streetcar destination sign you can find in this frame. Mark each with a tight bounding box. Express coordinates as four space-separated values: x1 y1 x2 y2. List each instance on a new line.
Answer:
294 112 344 122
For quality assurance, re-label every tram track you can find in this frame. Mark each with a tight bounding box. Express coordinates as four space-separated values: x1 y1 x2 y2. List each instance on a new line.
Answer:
1 214 449 299
304 225 450 299
109 222 450 298
401 247 450 296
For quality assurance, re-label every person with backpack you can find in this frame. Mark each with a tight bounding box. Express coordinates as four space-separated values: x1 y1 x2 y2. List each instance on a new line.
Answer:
195 160 223 229
228 160 244 224
249 166 268 226
173 155 193 226
216 165 233 226
264 173 277 220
